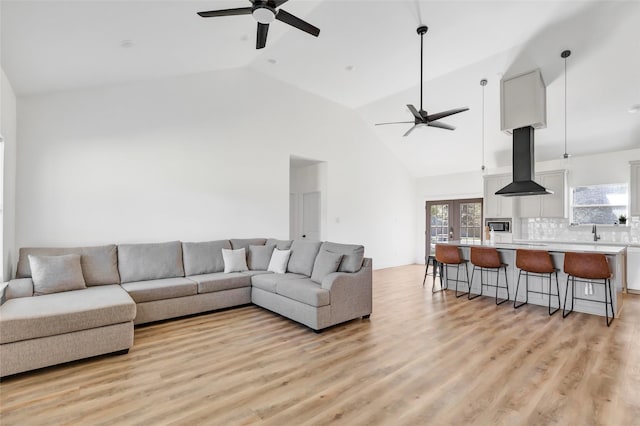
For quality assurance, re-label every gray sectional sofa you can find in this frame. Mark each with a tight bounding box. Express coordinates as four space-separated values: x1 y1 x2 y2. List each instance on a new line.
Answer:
0 238 372 377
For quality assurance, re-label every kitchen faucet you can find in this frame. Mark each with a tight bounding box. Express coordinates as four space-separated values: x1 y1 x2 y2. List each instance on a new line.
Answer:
592 224 600 242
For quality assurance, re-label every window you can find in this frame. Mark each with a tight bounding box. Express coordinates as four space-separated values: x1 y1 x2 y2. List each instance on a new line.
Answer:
426 199 483 256
571 183 628 224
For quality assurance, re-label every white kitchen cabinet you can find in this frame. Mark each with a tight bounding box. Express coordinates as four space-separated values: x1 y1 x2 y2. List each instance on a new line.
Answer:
631 161 640 217
484 174 513 218
517 170 567 218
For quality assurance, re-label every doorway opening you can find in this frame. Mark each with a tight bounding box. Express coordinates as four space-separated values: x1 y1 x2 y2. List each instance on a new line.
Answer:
289 156 327 241
426 198 483 258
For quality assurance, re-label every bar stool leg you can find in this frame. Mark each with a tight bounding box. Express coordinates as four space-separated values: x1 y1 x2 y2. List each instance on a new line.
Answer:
495 265 509 305
548 272 560 316
563 275 576 318
431 260 446 294
514 270 525 309
468 265 481 300
455 262 470 298
605 278 614 327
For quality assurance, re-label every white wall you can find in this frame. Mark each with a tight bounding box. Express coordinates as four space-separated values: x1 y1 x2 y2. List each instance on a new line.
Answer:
1 68 17 281
414 148 640 262
16 68 416 269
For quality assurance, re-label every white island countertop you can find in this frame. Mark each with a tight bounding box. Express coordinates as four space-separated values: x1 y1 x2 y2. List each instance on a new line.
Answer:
440 240 626 255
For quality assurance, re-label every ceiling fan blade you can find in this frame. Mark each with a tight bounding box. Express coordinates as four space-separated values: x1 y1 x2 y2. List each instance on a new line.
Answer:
256 23 269 49
426 107 469 122
272 0 290 6
375 121 415 126
403 125 421 137
197 7 253 18
275 9 320 37
406 104 424 121
428 121 456 131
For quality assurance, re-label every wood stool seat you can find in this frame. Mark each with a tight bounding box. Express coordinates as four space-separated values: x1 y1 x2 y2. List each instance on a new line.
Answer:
514 249 560 315
563 252 614 326
469 246 509 304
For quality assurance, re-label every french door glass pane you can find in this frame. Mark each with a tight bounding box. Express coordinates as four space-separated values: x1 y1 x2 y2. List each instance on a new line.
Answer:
430 204 449 254
460 202 482 245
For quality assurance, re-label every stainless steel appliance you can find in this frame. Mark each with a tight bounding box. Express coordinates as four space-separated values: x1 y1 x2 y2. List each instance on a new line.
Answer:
486 219 511 232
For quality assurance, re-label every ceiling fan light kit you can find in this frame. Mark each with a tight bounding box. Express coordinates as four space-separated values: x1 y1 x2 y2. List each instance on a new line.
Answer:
197 0 320 49
375 25 469 136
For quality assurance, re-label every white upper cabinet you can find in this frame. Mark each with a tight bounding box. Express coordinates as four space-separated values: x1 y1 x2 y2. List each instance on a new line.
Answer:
484 174 513 218
631 161 640 217
517 170 568 218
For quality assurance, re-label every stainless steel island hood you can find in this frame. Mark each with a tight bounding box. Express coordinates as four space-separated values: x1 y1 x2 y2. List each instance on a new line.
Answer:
495 126 553 197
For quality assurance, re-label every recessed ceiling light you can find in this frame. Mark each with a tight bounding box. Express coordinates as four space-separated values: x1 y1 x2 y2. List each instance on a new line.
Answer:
628 104 640 114
345 65 355 71
267 58 277 64
120 40 133 48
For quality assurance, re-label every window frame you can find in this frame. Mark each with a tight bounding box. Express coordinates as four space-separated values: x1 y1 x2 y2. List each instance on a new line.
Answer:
570 182 629 225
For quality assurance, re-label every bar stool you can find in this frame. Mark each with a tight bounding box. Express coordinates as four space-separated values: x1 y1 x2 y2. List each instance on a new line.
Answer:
469 247 509 305
513 249 561 315
422 254 443 292
563 252 614 327
434 244 470 297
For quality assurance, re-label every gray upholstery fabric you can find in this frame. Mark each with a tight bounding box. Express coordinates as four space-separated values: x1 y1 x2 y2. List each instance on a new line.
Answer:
182 240 230 276
310 250 344 284
248 244 275 270
320 242 365 273
321 258 373 324
118 241 184 283
188 272 251 294
241 270 272 277
0 322 133 377
4 278 34 300
251 272 306 293
251 287 332 331
0 285 135 344
230 238 267 253
287 240 322 276
16 245 120 286
29 254 87 296
266 239 293 250
276 278 330 307
121 277 196 303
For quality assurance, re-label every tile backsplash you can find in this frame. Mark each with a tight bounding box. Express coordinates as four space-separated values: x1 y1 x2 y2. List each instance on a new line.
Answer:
519 216 640 244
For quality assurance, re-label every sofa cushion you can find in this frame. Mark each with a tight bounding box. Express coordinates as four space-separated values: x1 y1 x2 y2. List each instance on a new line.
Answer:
242 270 272 277
268 249 291 274
287 240 322 276
16 244 120 286
182 240 231 276
4 278 34 300
29 254 87 296
248 244 275 270
230 238 267 253
222 248 249 273
118 241 184 283
188 272 251 294
266 238 293 250
121 277 197 303
251 273 307 294
0 285 135 344
276 278 331 307
320 242 365 273
310 250 344 284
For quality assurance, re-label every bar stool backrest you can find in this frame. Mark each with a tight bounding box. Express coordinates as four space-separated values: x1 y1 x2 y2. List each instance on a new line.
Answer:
435 245 462 265
470 247 501 268
516 249 555 274
564 252 611 279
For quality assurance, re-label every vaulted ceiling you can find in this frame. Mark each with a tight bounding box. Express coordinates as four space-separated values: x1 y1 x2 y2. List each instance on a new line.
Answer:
2 1 639 177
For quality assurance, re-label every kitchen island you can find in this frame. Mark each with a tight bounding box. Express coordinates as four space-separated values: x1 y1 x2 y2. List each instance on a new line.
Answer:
437 241 625 318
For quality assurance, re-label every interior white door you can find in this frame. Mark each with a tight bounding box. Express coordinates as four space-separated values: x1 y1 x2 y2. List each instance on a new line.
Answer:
289 193 297 240
302 191 321 241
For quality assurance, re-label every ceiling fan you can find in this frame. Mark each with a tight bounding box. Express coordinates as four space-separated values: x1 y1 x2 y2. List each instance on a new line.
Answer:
376 26 469 136
197 0 320 50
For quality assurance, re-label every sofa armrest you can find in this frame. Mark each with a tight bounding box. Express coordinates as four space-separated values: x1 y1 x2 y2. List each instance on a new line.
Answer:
0 282 8 306
321 258 372 324
3 278 35 303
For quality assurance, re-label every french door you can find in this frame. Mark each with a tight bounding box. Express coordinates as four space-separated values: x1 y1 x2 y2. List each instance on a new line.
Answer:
426 198 483 257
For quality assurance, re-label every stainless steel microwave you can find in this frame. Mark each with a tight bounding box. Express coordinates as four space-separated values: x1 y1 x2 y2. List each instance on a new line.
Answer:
486 219 511 232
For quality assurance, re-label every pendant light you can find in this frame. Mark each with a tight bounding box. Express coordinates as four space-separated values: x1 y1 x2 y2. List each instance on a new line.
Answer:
480 78 488 173
561 49 571 160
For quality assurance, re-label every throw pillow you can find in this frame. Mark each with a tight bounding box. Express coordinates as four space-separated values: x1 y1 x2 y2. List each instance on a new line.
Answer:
267 249 292 274
28 254 87 296
310 250 344 284
248 244 275 270
222 248 248 273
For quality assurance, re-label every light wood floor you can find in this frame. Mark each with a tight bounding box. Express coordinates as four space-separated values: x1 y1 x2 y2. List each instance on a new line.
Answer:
2 264 640 425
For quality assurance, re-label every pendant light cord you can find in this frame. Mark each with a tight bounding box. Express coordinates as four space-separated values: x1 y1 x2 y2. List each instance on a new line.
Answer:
420 32 424 112
564 55 567 156
482 82 485 168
